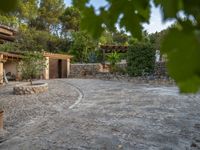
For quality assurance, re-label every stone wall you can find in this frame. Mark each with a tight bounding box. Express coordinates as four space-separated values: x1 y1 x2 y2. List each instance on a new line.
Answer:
69 62 173 85
70 63 102 78
70 62 167 78
154 62 168 77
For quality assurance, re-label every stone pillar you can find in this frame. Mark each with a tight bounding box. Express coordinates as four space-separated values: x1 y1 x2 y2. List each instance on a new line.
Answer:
16 61 21 81
66 58 70 78
0 54 3 84
43 57 49 80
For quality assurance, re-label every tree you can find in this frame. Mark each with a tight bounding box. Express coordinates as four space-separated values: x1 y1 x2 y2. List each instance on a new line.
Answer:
69 31 97 63
15 0 38 24
99 28 129 45
0 12 18 27
112 30 128 45
18 52 46 85
99 30 114 45
59 7 81 33
72 0 200 93
36 0 65 32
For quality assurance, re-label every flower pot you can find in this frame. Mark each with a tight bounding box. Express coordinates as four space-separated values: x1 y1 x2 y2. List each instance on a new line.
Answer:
0 111 4 130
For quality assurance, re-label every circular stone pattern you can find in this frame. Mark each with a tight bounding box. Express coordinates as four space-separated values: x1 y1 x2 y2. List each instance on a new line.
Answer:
13 83 48 95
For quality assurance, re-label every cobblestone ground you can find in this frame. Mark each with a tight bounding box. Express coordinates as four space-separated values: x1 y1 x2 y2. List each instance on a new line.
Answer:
0 79 200 150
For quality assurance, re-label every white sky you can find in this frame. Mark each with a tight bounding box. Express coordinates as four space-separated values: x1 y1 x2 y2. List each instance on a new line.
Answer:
64 0 175 34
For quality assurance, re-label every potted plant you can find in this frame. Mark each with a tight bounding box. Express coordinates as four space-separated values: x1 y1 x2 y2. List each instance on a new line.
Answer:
0 102 4 131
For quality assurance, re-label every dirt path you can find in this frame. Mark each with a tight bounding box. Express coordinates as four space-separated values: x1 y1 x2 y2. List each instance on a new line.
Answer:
0 79 200 150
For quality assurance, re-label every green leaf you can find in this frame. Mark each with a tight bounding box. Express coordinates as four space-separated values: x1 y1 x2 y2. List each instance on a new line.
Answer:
154 0 183 19
80 6 104 39
0 0 18 12
161 21 200 93
72 0 150 40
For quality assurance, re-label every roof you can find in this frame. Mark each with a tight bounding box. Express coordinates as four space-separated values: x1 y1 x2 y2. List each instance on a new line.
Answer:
0 51 23 60
0 25 17 43
0 25 17 34
43 52 73 60
0 51 73 61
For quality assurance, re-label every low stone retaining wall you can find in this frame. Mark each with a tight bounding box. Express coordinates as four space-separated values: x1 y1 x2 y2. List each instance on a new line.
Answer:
70 62 167 78
13 83 48 95
70 62 173 85
95 73 175 85
70 63 102 78
154 62 168 77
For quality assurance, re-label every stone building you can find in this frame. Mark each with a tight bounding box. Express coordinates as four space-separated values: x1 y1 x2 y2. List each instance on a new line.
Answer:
0 25 73 84
0 51 72 84
0 25 17 84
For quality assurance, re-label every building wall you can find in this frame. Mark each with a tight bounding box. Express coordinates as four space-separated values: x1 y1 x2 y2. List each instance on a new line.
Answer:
4 61 18 76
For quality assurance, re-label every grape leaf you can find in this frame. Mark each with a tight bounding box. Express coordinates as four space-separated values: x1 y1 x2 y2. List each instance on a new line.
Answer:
161 21 200 93
0 0 18 12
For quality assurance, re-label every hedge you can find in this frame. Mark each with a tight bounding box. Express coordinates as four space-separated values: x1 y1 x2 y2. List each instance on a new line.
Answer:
127 43 155 76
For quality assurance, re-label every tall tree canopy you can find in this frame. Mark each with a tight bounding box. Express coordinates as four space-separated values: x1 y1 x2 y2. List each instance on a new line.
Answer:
29 0 65 32
59 7 81 33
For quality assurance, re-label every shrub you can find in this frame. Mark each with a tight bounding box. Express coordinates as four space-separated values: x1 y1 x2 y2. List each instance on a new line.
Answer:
69 31 97 63
18 52 46 84
127 43 155 76
107 52 120 73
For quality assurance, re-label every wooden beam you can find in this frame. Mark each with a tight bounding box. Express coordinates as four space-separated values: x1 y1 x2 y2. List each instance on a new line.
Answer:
0 33 15 42
0 28 13 36
43 52 73 60
0 54 3 84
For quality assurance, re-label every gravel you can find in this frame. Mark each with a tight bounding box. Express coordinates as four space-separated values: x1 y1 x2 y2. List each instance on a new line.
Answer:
0 79 199 150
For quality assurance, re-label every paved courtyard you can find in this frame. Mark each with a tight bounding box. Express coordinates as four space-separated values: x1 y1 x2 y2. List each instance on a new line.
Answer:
0 79 200 150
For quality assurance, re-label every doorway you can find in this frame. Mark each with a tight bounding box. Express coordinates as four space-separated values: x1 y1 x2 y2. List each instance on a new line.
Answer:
58 59 62 78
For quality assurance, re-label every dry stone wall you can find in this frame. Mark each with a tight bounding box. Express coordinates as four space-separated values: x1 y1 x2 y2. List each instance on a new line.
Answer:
70 62 167 78
69 62 173 85
154 62 168 77
70 63 102 78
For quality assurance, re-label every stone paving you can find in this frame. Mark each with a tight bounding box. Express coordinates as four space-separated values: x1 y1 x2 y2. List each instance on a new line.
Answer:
0 79 200 150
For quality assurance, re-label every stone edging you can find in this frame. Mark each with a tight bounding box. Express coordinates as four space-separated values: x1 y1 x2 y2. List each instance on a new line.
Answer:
13 83 48 95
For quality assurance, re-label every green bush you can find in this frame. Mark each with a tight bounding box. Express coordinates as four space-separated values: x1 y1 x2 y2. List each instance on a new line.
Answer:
69 31 97 63
18 52 46 84
107 52 120 73
127 43 155 76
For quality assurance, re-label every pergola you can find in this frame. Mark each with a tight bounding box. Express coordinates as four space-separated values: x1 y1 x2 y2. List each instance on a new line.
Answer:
100 45 129 53
100 45 129 65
